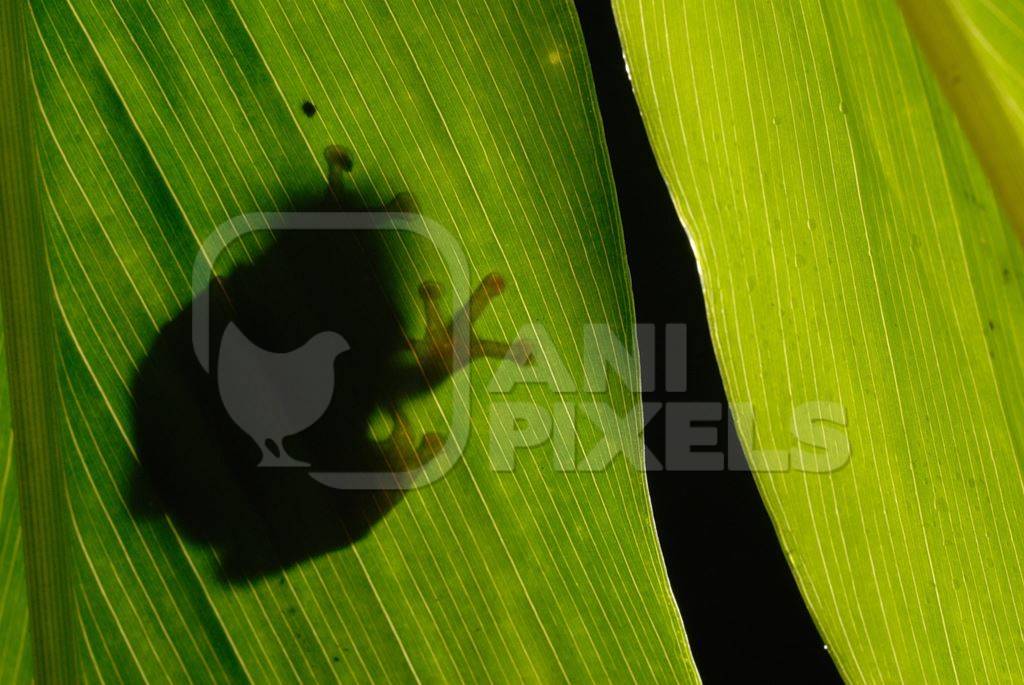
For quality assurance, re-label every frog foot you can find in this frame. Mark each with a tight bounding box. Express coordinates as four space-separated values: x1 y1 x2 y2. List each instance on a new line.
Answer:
410 272 533 386
324 145 417 212
377 404 445 471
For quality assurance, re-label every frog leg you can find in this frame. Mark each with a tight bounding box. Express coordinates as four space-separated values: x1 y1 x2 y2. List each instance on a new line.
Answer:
324 145 418 216
410 272 534 385
385 191 418 214
377 403 444 471
324 145 354 203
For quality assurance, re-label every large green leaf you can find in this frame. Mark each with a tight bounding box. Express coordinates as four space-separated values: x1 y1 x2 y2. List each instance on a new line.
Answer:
614 0 1024 681
25 0 698 681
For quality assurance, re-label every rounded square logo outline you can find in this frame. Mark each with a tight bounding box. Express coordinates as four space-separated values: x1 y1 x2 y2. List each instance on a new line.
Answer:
192 211 471 491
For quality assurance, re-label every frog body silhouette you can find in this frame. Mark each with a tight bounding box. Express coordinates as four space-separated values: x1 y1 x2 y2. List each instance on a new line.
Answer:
130 147 530 580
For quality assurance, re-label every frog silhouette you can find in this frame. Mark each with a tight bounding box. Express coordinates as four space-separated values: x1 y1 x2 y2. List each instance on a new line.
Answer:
129 147 531 581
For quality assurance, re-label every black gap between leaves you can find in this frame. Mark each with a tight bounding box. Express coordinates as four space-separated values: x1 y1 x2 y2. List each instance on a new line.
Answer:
574 3 843 683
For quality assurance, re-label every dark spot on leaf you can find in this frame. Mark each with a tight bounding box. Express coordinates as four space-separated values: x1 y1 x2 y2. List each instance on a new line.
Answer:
988 320 996 330
301 100 317 117
332 656 340 663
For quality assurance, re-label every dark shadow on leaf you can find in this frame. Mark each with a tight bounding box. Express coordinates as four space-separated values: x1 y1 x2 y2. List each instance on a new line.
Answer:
128 148 528 583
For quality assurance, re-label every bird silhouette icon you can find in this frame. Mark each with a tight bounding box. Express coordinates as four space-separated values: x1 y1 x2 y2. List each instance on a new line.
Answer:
217 322 350 467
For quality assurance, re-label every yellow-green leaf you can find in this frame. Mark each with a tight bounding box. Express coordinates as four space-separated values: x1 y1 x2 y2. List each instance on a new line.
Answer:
614 0 1024 681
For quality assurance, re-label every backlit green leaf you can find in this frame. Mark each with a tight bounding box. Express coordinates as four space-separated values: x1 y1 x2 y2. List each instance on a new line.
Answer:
614 0 1024 681
26 0 698 681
